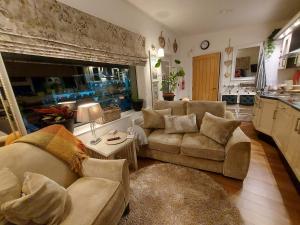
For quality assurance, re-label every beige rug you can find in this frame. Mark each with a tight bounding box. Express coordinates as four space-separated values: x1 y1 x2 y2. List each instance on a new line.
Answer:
119 163 244 225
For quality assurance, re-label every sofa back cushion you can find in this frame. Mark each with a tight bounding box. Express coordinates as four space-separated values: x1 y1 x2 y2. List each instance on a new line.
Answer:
0 143 78 188
154 101 187 115
200 112 241 145
142 108 171 129
187 101 226 128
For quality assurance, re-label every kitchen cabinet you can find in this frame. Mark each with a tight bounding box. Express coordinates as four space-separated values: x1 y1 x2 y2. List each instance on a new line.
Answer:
256 98 278 136
252 96 262 129
252 95 300 182
272 102 294 152
285 109 300 180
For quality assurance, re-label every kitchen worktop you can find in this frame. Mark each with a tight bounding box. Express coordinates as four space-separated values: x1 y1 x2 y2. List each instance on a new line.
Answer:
259 93 300 111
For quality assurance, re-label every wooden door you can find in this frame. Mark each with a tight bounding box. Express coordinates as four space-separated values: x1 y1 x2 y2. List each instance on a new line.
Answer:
192 53 220 100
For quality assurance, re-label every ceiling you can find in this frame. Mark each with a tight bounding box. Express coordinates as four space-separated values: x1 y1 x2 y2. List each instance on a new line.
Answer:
126 0 300 35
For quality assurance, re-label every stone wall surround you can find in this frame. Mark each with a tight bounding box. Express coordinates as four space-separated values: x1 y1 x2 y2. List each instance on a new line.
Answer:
0 0 147 65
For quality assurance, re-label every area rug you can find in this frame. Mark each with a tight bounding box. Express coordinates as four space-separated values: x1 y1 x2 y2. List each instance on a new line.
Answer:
119 163 244 225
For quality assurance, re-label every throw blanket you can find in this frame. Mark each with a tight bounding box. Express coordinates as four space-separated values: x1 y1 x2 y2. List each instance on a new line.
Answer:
15 125 88 173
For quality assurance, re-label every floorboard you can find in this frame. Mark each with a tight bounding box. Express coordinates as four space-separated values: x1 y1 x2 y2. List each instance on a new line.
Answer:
136 122 300 225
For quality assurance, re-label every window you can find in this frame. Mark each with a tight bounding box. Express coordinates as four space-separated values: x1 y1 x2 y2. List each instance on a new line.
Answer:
2 53 138 133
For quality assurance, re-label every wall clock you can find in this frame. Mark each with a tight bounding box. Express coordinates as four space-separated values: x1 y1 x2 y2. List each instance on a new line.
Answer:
200 40 210 50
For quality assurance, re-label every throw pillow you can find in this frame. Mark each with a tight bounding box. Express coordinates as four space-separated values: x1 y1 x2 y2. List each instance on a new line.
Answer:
164 114 198 134
200 112 241 145
1 172 69 225
0 168 21 222
142 108 171 129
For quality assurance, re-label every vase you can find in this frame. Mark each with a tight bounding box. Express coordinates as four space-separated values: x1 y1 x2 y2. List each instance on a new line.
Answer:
163 93 175 101
132 99 144 111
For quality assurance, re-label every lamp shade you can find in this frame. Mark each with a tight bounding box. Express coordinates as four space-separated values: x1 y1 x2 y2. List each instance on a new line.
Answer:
58 101 76 110
77 103 103 123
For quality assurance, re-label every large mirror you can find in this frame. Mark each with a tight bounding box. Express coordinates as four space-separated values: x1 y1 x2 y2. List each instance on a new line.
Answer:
232 44 261 80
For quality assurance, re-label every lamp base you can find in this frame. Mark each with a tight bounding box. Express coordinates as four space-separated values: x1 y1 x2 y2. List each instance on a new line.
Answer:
90 137 102 145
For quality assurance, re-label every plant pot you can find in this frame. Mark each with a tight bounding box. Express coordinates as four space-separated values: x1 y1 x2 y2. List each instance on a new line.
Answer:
163 93 175 101
132 99 144 111
43 118 75 133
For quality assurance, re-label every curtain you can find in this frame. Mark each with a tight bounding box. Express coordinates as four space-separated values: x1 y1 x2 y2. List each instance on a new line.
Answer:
0 0 147 66
255 44 267 92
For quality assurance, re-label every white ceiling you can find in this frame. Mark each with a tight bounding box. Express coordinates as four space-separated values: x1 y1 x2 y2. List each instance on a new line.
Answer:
126 0 300 35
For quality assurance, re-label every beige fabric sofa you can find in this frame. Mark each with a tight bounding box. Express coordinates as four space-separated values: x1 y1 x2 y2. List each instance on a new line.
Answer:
0 142 130 225
136 101 251 180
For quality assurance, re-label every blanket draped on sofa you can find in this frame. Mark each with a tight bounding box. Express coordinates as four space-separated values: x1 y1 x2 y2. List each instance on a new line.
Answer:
14 125 88 173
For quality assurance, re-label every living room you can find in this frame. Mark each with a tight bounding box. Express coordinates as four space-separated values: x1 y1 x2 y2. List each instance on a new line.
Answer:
0 0 300 225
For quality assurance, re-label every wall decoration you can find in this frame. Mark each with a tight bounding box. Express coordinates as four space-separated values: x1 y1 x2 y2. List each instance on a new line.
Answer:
159 31 166 48
224 39 233 78
173 39 178 53
200 40 210 50
0 0 147 65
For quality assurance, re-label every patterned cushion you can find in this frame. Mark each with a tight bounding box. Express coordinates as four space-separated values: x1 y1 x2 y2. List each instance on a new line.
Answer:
164 114 198 134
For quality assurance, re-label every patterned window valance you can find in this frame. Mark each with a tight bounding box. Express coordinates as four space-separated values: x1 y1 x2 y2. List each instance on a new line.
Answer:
0 0 147 65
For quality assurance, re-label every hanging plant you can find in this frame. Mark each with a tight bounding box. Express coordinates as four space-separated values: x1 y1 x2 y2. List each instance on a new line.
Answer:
264 29 280 59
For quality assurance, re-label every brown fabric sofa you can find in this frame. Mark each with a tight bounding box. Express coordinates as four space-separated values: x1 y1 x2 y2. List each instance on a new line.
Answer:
136 101 251 180
0 143 129 225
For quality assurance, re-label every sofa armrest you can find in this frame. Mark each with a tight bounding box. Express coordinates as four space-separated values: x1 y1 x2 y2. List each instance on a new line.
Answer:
0 135 7 147
223 127 251 180
81 158 130 203
132 116 152 137
225 110 236 120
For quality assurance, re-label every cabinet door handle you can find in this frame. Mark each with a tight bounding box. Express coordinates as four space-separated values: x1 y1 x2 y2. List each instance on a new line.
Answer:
295 118 300 132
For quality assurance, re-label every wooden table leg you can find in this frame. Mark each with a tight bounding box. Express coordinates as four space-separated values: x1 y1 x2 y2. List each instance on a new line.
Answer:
132 140 138 171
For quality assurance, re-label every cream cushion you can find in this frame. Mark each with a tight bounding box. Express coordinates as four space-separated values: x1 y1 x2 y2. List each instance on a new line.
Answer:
0 168 21 222
61 177 125 225
181 133 225 161
164 114 198 134
148 129 183 154
154 101 187 115
0 143 78 188
142 108 171 129
187 101 226 128
1 172 68 225
200 112 241 145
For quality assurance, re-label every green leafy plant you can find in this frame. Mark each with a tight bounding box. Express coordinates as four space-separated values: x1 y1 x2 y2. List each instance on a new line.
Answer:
155 59 185 93
265 29 280 59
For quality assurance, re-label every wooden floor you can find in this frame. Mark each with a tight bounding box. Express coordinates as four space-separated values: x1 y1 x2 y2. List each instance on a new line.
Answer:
137 123 300 225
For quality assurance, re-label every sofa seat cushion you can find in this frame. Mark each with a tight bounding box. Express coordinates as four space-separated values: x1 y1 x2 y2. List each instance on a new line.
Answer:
148 129 183 154
61 177 125 225
181 133 225 161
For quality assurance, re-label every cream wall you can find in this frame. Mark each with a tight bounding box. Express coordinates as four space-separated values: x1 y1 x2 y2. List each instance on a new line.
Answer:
58 0 179 107
177 22 285 99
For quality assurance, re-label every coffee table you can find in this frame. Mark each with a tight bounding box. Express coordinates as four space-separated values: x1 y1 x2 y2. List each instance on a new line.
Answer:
83 131 138 170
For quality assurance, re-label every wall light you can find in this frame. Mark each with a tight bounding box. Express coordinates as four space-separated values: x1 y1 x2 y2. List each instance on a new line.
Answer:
157 48 164 58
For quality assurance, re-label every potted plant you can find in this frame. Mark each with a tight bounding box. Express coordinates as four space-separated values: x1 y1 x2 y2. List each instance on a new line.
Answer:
34 105 75 132
155 59 185 101
132 98 144 111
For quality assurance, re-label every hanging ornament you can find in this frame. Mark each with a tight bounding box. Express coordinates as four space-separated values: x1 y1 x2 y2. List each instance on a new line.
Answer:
173 39 178 53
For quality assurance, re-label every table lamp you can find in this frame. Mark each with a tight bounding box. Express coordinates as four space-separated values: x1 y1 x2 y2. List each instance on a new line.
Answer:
77 102 103 145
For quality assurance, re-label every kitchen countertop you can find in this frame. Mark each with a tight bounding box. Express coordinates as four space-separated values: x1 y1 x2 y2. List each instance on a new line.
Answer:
259 94 300 111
